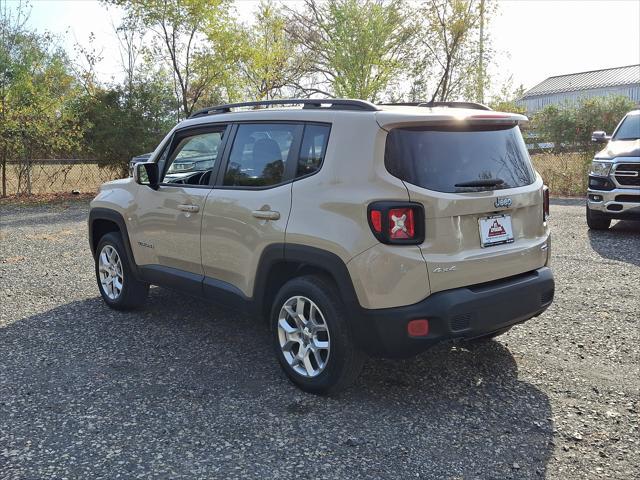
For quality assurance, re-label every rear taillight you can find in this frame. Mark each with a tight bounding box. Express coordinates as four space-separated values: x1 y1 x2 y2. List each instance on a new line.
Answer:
367 202 425 244
543 185 550 221
370 209 382 233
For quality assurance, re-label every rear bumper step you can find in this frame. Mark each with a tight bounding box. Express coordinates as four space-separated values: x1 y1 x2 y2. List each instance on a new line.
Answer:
353 267 554 357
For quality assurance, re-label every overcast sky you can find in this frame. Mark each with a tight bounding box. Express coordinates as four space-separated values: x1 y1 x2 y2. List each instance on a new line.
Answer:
19 0 640 96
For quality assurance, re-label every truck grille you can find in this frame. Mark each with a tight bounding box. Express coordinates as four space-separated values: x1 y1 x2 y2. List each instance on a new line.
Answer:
614 163 640 186
615 194 640 203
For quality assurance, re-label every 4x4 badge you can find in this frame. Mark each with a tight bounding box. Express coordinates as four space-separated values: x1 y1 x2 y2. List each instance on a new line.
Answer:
494 197 512 208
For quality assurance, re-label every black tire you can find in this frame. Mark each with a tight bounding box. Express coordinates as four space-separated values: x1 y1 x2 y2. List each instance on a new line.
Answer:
270 275 365 395
586 205 611 230
464 326 512 345
95 232 149 310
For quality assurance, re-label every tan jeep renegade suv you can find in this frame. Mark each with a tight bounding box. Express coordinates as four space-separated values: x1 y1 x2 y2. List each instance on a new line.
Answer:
89 99 555 394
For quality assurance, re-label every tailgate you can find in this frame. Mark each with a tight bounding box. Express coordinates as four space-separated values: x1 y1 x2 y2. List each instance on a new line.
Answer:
384 122 549 293
407 181 548 293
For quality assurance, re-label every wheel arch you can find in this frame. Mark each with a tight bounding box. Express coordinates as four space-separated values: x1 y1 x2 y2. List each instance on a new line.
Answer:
89 208 139 276
253 243 361 322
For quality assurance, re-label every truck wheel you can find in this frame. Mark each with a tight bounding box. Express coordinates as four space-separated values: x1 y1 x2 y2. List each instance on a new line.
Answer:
95 232 149 310
586 205 611 230
271 275 365 395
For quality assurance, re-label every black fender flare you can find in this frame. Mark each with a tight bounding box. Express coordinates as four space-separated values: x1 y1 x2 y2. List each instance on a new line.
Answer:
253 243 362 318
88 208 140 278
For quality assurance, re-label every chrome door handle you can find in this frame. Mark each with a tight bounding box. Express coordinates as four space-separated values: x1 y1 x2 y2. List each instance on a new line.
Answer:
252 210 280 220
178 204 200 213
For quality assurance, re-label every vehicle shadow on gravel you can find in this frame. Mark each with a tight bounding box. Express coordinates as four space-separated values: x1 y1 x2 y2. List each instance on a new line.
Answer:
587 220 640 267
0 289 553 480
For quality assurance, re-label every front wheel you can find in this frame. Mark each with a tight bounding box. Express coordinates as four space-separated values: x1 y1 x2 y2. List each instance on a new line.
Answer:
586 205 611 230
271 275 365 395
95 232 149 310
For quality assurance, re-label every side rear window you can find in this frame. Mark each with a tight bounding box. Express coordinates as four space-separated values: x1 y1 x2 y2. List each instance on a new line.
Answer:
297 124 330 177
385 125 535 193
223 123 298 187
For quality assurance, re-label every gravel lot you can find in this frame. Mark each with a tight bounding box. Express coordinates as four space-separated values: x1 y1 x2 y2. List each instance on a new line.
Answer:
1 198 638 479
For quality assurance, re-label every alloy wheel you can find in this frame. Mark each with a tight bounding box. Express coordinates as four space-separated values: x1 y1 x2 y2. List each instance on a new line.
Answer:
98 245 124 300
277 296 331 377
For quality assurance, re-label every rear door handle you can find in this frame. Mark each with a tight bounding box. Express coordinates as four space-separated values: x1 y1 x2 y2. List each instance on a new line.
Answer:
178 204 200 213
252 210 280 220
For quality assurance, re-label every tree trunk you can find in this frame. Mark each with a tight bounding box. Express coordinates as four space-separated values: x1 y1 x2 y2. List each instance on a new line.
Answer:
1 147 6 197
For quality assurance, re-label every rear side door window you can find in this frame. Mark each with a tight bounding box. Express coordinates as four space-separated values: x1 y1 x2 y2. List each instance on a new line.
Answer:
297 124 330 177
223 123 301 187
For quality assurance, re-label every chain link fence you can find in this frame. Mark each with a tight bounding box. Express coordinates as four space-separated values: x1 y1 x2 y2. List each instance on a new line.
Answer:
0 154 591 198
1 160 122 197
531 152 591 197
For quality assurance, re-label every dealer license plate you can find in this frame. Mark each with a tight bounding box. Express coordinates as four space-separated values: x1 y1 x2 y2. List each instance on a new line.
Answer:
478 214 514 247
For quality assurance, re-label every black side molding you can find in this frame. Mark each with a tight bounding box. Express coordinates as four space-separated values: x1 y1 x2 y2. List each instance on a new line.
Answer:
138 265 203 297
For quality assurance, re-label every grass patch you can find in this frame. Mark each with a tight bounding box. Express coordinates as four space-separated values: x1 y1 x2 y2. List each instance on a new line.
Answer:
531 152 591 197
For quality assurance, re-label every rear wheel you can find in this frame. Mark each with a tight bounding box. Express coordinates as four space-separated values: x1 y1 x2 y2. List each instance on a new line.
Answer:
271 275 365 395
95 232 149 310
586 205 611 230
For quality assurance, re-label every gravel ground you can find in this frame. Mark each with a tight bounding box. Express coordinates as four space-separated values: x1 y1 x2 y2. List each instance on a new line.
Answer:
0 198 638 479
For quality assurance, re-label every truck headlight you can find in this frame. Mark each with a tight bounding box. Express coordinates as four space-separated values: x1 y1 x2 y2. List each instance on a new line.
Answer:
589 161 612 177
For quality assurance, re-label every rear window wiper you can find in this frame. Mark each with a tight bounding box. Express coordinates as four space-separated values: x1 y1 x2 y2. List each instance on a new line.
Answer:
454 178 505 188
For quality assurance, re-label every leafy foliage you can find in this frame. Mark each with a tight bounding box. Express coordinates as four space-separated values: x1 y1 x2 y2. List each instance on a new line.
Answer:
488 78 526 114
409 0 493 103
241 1 310 100
74 73 178 176
532 96 636 152
288 0 415 101
106 0 242 117
0 5 83 195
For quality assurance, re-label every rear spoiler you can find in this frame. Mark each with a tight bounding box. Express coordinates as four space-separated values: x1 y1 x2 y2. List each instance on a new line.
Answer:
376 108 528 131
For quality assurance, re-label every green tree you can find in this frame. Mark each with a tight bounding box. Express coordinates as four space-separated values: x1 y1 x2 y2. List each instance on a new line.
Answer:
488 77 526 114
0 2 83 196
241 1 310 100
107 0 242 117
410 0 494 103
74 72 177 176
288 0 415 101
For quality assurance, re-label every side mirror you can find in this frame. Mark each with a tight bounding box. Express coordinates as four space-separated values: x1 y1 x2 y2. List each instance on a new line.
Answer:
591 131 609 144
134 162 159 189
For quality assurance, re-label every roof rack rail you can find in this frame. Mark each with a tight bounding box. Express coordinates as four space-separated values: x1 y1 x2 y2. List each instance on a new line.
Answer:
417 101 492 111
189 98 379 118
378 102 424 106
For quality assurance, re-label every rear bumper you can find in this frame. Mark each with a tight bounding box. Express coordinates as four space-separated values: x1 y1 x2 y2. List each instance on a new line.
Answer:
353 267 555 357
587 186 640 220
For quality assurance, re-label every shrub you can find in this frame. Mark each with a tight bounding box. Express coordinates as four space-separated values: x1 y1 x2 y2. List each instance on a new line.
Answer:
531 96 636 152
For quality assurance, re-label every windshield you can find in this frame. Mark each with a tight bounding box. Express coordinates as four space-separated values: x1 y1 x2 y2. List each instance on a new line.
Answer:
385 125 535 193
613 114 640 141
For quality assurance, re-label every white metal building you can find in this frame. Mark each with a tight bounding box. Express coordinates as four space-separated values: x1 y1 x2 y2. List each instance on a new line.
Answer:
517 65 640 114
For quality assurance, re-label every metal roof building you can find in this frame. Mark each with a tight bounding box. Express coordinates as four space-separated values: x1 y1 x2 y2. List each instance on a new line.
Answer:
517 64 640 114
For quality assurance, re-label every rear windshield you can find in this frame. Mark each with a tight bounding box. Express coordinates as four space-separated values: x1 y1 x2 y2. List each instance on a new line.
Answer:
385 125 535 193
612 114 640 140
